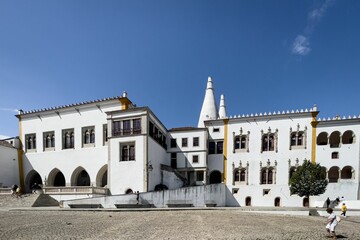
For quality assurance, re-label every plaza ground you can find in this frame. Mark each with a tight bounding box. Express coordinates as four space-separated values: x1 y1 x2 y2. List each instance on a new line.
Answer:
0 209 360 239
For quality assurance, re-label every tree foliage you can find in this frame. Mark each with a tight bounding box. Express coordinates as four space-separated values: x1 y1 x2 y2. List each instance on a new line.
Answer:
289 160 328 197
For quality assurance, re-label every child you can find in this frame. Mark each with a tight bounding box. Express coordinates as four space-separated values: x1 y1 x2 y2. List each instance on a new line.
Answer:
341 203 347 218
15 186 21 198
326 208 338 239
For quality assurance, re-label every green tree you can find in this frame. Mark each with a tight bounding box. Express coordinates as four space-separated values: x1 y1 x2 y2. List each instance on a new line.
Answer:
289 160 328 198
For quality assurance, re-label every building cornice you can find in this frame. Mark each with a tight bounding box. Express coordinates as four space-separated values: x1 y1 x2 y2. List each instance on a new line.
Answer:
15 96 133 119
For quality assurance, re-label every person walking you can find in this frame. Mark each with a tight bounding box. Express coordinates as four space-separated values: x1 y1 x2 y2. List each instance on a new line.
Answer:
341 203 347 218
326 208 338 239
326 197 331 208
15 186 21 198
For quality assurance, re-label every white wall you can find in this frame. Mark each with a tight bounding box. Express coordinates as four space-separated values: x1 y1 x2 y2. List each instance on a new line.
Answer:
316 121 360 201
109 135 146 194
148 137 168 191
209 113 314 207
168 129 208 169
20 100 122 190
0 145 19 187
62 183 226 208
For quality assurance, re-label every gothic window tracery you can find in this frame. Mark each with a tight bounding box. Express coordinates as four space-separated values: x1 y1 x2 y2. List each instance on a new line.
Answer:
233 128 250 153
260 160 277 184
261 128 278 152
290 124 307 150
232 161 249 185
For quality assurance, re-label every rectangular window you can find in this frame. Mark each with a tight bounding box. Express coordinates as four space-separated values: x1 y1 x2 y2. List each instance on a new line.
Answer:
182 138 188 147
193 137 199 147
62 129 74 149
43 131 55 151
25 133 36 152
149 121 154 138
217 141 223 154
192 155 199 163
209 141 215 154
133 118 141 134
103 124 108 145
196 171 204 181
120 142 135 161
123 120 131 135
213 128 220 132
113 121 121 136
170 138 177 148
171 152 177 168
154 127 159 141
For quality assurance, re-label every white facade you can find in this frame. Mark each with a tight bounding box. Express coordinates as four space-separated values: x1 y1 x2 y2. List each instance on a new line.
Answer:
0 139 19 187
18 97 131 192
205 111 315 207
168 128 208 186
13 78 360 207
107 107 168 194
316 119 360 201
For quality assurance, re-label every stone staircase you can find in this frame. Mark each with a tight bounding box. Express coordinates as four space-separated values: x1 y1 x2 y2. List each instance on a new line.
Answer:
0 194 59 208
161 164 188 185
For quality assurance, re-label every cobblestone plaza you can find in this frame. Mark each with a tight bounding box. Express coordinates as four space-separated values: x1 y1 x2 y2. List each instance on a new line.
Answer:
1 209 360 239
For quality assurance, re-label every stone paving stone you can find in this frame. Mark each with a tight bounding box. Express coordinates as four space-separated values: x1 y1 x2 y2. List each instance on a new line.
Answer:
0 210 360 239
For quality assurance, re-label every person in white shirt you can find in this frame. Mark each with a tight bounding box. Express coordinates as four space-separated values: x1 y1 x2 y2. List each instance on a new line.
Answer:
326 208 338 239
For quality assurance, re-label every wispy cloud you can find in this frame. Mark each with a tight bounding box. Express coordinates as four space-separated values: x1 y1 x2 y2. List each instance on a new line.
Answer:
292 35 311 56
292 0 335 56
308 0 334 21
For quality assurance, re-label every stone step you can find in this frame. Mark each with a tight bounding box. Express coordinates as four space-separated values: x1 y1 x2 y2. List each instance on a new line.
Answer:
0 194 38 208
114 204 154 208
0 194 59 208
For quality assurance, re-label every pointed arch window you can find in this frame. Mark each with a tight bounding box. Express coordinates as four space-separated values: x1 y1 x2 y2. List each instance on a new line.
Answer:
82 126 95 147
84 130 90 144
261 128 278 152
90 130 95 143
290 125 307 150
233 129 250 153
25 133 36 152
44 131 55 151
232 161 249 185
260 161 277 184
63 129 74 149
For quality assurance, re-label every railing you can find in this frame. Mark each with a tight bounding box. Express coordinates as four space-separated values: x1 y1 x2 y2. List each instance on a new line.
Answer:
42 186 109 195
112 128 142 137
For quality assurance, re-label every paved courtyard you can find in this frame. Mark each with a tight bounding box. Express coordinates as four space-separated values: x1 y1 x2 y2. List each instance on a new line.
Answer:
0 209 360 239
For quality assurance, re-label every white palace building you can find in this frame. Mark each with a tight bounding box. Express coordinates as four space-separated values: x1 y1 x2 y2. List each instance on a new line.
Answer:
6 77 360 207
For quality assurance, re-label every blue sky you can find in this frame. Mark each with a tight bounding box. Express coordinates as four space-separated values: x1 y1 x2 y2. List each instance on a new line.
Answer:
1 0 360 138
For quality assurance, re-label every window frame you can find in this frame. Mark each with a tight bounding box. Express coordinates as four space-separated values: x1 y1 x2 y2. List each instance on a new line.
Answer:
182 138 188 147
82 126 95 148
25 133 37 152
170 138 177 148
62 129 75 150
120 142 136 161
193 137 199 147
192 155 199 164
43 131 55 151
